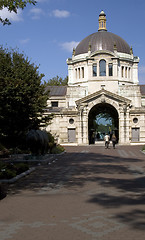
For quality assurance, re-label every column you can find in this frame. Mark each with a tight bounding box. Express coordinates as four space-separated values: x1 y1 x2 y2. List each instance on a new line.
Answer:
77 107 83 144
82 106 89 144
113 59 118 77
125 108 130 143
119 104 130 144
119 110 125 144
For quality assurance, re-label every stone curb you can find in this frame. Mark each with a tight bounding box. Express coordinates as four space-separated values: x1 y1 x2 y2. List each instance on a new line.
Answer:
0 151 65 184
0 167 36 184
10 151 65 163
141 150 145 154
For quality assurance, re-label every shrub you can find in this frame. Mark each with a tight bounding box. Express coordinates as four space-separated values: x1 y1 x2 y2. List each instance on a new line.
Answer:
0 169 16 179
0 161 29 179
51 144 65 154
47 132 55 143
47 132 56 153
0 184 7 200
142 145 145 151
0 143 10 158
15 163 29 174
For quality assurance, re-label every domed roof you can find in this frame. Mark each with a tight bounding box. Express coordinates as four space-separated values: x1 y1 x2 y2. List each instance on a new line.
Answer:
75 31 131 56
75 11 131 56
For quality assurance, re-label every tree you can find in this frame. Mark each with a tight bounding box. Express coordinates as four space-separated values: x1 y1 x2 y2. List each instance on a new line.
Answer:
45 75 68 86
95 113 113 125
0 46 50 148
0 0 36 25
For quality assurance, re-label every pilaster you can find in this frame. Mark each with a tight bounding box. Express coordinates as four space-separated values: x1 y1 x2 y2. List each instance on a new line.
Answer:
77 107 83 144
113 59 118 77
82 106 89 144
119 104 130 144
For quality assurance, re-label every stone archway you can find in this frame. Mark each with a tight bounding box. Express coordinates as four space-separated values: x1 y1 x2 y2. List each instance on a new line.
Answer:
88 103 119 144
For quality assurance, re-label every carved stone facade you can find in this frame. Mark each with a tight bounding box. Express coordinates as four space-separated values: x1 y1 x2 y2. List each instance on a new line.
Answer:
45 11 145 145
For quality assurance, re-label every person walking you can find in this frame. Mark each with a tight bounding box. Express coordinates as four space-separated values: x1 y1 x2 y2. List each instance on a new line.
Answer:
104 133 110 149
112 134 117 149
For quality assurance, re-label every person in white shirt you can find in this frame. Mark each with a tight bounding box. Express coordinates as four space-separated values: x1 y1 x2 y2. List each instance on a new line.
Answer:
104 133 110 149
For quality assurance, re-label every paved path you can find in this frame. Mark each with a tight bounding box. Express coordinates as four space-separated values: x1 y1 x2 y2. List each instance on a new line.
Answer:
1 145 145 240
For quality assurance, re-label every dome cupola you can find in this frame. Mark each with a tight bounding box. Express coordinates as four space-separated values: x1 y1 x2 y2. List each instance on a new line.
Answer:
75 11 131 56
98 10 107 31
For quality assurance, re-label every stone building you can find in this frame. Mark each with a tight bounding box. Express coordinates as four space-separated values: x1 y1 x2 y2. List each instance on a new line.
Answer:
45 11 145 145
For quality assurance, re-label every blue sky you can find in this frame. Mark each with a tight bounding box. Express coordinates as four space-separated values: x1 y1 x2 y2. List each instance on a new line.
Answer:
0 0 145 84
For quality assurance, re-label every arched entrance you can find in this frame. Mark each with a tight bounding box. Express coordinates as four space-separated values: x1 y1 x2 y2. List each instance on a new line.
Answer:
88 103 119 144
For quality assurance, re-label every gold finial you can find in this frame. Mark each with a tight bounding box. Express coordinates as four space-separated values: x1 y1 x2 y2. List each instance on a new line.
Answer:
98 10 107 31
72 48 75 56
130 46 133 55
88 42 91 52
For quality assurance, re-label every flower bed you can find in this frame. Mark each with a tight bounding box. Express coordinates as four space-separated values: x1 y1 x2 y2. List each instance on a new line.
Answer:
0 161 29 180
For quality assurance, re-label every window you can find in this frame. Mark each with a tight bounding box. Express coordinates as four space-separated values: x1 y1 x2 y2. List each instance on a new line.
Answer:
93 64 97 76
99 60 106 76
69 118 74 124
125 67 127 78
75 68 77 79
133 117 138 124
82 67 84 78
51 101 58 107
78 68 80 79
122 66 124 78
109 63 113 76
128 67 130 79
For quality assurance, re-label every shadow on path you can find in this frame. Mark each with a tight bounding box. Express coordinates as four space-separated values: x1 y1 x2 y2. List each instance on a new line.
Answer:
7 145 145 230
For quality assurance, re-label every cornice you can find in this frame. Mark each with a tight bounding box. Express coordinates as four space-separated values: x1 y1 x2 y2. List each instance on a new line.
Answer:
76 89 131 106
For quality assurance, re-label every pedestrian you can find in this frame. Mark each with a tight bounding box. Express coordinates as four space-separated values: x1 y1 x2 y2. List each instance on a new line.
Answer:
112 134 117 149
104 133 110 149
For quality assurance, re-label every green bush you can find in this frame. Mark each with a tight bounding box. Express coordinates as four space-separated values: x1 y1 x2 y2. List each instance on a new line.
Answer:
0 161 6 169
47 132 55 143
0 169 16 179
0 183 7 199
15 163 29 174
0 143 10 158
51 144 65 154
47 132 56 153
0 143 5 151
0 161 29 179
142 145 145 151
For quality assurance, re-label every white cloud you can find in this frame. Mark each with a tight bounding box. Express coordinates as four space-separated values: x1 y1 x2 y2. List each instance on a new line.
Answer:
29 7 45 19
0 8 23 22
61 41 80 52
52 9 70 18
20 38 30 44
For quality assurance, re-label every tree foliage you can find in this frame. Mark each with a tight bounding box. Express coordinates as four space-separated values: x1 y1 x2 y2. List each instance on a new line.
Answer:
97 124 111 134
0 46 50 148
95 113 113 125
0 0 36 25
45 75 68 86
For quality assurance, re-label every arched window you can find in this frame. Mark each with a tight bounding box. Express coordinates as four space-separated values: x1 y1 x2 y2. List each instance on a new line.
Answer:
93 64 97 76
99 60 106 76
